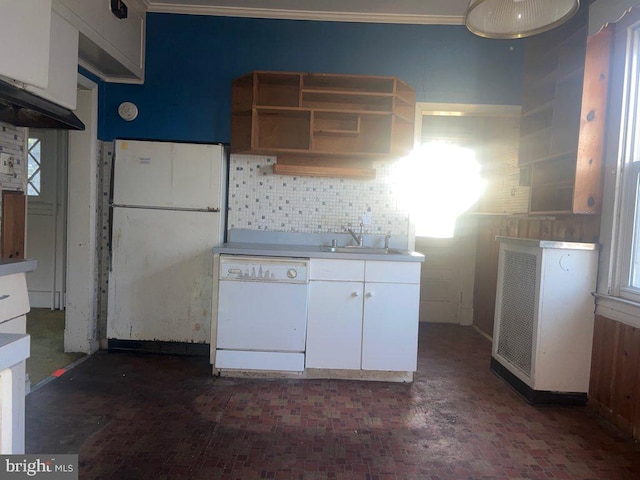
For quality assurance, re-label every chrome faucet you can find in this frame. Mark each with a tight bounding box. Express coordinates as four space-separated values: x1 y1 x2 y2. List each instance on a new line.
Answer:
346 223 364 247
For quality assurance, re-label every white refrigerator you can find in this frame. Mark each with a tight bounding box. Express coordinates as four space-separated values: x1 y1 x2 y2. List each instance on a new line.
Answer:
107 140 227 345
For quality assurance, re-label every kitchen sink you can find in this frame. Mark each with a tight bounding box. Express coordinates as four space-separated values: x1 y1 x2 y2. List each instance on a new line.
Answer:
321 246 405 255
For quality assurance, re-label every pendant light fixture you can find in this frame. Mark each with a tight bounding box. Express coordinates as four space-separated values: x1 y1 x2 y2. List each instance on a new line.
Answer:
465 0 580 39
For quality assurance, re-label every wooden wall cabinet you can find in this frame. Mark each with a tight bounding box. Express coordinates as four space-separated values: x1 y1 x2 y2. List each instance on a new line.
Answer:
231 71 415 178
519 9 611 215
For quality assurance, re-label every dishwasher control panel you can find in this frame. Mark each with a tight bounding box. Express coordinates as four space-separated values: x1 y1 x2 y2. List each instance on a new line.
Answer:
219 255 309 283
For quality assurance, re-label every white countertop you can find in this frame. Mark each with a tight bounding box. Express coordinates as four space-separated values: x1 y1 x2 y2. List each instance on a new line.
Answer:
214 242 425 262
496 236 599 251
0 334 29 371
0 259 37 277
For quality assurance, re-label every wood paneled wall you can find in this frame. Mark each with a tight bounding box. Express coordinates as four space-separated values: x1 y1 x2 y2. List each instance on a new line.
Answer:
473 217 503 337
589 315 640 440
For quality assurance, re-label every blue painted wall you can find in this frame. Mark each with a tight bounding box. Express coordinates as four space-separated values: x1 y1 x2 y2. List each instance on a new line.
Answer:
99 14 523 142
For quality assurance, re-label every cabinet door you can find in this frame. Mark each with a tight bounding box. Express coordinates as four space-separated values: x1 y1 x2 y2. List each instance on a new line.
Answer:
56 0 146 81
362 282 420 371
306 280 363 369
25 11 79 110
0 1 52 88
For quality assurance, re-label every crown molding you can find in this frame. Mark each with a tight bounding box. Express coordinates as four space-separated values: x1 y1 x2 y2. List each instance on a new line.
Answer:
145 3 465 25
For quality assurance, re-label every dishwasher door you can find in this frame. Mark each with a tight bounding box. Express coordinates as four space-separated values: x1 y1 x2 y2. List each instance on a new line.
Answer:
216 280 308 352
215 256 309 372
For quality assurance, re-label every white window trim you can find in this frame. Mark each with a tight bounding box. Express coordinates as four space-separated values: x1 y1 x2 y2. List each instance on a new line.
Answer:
596 11 640 327
27 136 42 197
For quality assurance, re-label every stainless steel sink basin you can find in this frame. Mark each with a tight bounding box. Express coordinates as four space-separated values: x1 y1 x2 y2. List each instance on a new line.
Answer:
321 246 404 255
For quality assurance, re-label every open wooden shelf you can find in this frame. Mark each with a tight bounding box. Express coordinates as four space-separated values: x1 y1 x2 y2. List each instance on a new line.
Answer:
273 155 377 178
518 8 611 215
230 71 415 178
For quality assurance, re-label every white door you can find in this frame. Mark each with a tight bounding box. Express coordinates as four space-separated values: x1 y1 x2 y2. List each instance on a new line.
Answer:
107 207 219 343
26 129 67 309
362 282 420 371
306 280 364 369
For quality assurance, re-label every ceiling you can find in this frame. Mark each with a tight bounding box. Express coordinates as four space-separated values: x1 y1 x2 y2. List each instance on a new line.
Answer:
145 0 471 25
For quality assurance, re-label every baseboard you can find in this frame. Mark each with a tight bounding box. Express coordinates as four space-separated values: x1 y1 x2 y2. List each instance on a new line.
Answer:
490 357 587 406
107 339 209 357
28 290 62 309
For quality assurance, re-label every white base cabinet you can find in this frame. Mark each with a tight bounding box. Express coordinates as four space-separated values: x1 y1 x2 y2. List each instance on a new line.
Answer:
306 259 421 372
0 273 30 334
0 262 36 454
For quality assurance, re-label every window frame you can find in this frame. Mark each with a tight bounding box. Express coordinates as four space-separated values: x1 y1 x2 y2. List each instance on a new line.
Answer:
27 136 42 197
611 19 640 304
593 8 640 328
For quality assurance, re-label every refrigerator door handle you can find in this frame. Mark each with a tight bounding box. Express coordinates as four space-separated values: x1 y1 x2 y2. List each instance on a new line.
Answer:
111 204 221 213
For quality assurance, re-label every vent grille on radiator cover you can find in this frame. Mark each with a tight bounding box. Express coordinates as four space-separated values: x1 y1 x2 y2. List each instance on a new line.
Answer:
497 250 537 379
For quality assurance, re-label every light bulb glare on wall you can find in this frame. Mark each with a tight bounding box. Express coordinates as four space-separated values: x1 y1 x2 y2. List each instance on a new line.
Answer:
391 142 486 238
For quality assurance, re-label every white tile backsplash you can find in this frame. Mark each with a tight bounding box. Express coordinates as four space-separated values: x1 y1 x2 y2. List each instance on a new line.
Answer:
227 154 410 236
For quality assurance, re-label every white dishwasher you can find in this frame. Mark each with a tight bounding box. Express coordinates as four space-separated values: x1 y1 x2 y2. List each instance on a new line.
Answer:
215 255 309 372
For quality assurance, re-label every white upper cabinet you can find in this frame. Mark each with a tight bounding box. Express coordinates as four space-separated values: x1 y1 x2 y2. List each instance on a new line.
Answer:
54 0 146 82
25 10 79 110
0 0 53 89
0 1 79 110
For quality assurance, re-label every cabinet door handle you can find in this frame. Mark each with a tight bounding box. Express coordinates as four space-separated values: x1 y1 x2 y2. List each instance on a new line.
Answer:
0 294 9 300
352 291 360 297
366 292 373 298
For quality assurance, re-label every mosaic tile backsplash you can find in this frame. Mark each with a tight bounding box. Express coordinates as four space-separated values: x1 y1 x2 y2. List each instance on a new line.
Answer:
0 122 27 190
0 121 28 233
227 155 411 236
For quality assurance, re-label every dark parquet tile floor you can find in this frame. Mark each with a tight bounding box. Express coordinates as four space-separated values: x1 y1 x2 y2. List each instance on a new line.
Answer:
26 324 640 479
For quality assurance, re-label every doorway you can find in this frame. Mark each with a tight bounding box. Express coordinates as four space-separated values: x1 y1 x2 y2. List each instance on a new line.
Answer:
26 129 67 309
413 103 525 326
25 129 84 386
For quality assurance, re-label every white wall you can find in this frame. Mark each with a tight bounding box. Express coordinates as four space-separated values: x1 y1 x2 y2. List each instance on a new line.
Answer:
65 75 99 354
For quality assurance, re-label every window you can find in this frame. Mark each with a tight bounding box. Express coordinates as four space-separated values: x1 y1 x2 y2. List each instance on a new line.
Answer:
27 137 41 196
615 22 640 302
600 9 640 313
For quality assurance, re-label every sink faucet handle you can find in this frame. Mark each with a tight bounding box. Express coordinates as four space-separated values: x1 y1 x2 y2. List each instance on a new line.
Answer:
345 224 364 247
